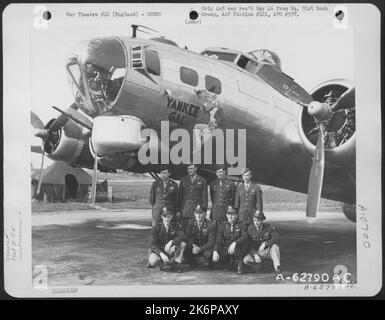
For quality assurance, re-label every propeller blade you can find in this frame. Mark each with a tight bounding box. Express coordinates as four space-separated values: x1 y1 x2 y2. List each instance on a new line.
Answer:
48 103 79 133
52 106 93 131
331 87 355 112
37 151 45 195
90 155 98 205
306 123 325 219
31 145 43 154
48 113 70 133
31 111 45 129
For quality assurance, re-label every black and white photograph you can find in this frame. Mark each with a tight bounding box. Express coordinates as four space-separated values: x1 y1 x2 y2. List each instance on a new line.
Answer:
3 3 382 298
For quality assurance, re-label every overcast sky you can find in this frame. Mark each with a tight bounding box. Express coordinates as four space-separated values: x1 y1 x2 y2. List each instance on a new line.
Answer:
30 16 354 168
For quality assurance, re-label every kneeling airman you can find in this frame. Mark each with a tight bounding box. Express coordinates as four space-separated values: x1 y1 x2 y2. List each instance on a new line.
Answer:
185 205 216 268
147 207 187 272
212 205 248 274
243 210 281 273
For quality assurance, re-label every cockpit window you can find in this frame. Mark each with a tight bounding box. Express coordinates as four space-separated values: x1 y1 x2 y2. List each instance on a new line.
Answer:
202 50 238 63
66 38 127 117
205 75 221 94
245 61 259 74
237 55 260 74
144 49 161 76
67 60 84 99
66 59 94 114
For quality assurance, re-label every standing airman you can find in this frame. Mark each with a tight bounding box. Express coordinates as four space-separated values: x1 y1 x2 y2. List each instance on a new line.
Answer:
235 168 263 227
149 165 179 226
178 164 208 232
209 165 235 225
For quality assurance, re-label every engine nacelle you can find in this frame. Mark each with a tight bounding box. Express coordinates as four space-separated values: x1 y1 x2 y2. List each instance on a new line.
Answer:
44 119 94 168
88 115 147 170
298 79 355 167
91 115 145 155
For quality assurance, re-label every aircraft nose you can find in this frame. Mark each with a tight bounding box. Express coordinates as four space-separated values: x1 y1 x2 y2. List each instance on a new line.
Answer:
82 38 127 71
66 37 127 116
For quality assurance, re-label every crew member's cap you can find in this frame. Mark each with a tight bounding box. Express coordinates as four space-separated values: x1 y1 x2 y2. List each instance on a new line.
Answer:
161 206 174 217
186 163 197 168
251 210 266 220
193 205 205 214
159 164 171 172
241 168 252 175
215 164 227 171
226 205 238 215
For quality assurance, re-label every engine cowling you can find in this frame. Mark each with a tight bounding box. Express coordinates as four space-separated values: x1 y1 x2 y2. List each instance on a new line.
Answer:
44 118 95 168
298 79 355 166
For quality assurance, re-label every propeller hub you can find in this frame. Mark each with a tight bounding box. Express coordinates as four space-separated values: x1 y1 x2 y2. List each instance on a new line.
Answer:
308 101 333 123
33 128 50 140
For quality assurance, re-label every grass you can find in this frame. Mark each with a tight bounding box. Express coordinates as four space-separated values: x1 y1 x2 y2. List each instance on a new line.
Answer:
262 186 340 212
31 201 94 212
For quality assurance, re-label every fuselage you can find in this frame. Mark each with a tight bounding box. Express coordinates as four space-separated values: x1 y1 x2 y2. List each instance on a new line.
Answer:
65 36 355 204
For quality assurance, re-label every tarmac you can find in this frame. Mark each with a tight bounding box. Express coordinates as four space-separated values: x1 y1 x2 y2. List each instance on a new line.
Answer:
32 208 356 286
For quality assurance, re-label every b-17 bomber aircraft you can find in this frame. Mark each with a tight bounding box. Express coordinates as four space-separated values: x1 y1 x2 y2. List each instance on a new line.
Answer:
31 25 356 222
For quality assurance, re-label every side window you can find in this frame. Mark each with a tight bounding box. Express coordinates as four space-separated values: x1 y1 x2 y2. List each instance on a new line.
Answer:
144 49 161 76
180 67 198 86
205 75 221 94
